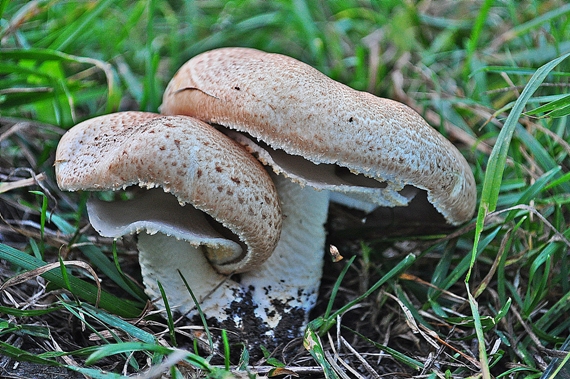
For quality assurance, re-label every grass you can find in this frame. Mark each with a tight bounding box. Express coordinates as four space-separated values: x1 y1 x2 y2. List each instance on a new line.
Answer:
1 0 570 377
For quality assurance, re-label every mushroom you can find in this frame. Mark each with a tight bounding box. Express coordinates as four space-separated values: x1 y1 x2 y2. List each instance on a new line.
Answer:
54 111 294 339
159 47 477 337
56 47 477 349
160 47 476 225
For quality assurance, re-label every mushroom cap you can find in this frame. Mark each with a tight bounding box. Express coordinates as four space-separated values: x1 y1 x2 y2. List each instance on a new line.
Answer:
160 47 476 225
55 111 282 274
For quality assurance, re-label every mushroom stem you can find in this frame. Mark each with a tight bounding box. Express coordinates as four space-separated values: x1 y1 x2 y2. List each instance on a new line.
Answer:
137 232 240 318
240 174 329 336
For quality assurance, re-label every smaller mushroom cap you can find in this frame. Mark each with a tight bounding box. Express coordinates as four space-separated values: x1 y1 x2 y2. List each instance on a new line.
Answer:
161 47 476 225
55 111 282 274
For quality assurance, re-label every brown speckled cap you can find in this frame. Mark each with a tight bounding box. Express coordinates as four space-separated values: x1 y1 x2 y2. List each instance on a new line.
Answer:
55 111 282 274
161 47 476 225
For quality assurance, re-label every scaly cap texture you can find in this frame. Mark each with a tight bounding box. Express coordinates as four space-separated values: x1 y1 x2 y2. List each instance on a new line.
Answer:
161 47 476 225
55 111 282 273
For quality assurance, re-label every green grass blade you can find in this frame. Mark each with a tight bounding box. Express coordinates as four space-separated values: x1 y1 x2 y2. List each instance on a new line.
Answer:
0 341 62 366
467 287 492 378
464 52 570 379
85 342 213 373
2 47 121 113
436 226 501 295
79 303 157 344
0 0 8 19
536 290 570 330
345 327 424 370
0 305 64 317
141 0 159 112
331 253 416 319
303 325 339 379
316 254 416 335
323 255 356 319
494 3 570 47
85 342 170 365
77 243 146 301
65 366 127 379
47 0 115 51
221 329 230 371
178 271 214 352
483 52 569 212
47 211 147 302
526 93 570 116
111 242 148 301
157 280 177 347
0 243 143 317
515 126 568 191
0 318 51 339
463 0 495 80
469 52 570 280
58 255 71 292
542 335 570 379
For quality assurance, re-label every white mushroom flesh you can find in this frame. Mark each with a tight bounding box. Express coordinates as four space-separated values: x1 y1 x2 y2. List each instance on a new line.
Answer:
137 232 241 319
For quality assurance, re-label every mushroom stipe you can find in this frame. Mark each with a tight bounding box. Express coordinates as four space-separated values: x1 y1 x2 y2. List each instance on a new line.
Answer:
55 47 477 351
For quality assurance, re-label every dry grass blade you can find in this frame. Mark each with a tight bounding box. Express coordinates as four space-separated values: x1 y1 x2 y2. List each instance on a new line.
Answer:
491 204 570 247
399 273 466 303
324 350 353 379
385 292 481 370
511 305 544 352
340 336 380 379
131 349 189 379
0 260 101 307
0 173 46 194
521 119 570 154
472 230 511 298
212 365 325 376
0 121 28 143
324 331 362 379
